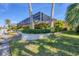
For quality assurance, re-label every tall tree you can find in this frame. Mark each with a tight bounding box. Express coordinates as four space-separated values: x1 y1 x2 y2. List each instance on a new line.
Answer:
5 19 11 25
65 3 79 28
50 3 55 32
28 3 34 29
5 19 11 29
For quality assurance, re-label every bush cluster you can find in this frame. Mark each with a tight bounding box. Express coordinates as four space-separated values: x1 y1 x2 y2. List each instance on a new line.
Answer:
35 23 50 29
54 20 67 32
21 29 51 34
76 25 79 34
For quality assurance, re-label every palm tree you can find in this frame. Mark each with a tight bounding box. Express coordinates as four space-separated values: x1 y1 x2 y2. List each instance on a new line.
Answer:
65 3 79 28
5 19 11 30
5 19 11 25
28 3 34 29
50 3 55 32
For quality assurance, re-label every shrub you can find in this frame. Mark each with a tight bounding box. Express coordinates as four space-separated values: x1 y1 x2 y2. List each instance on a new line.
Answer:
54 20 65 32
35 23 50 29
22 25 30 29
17 25 30 31
11 25 18 31
62 28 67 31
21 29 51 34
75 25 79 34
17 25 22 29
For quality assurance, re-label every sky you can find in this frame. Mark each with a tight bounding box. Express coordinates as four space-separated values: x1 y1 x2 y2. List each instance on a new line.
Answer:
0 3 71 26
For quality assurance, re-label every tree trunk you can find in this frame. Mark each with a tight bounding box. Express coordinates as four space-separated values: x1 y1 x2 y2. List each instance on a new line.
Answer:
28 3 34 29
50 3 55 32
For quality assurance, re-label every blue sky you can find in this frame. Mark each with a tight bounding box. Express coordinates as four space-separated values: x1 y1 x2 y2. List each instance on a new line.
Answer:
0 3 71 26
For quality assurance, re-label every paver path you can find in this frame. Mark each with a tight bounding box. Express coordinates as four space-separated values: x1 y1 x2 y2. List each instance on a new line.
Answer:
0 39 11 56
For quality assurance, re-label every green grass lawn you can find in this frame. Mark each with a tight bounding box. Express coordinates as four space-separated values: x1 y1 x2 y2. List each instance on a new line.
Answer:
9 32 79 56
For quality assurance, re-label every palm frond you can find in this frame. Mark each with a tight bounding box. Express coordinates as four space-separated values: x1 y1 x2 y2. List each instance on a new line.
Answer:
65 3 79 27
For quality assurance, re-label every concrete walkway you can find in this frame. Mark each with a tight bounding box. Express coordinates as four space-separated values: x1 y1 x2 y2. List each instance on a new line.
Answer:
0 39 11 56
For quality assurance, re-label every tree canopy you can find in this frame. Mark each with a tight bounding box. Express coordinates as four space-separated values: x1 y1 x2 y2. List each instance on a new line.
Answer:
65 3 79 27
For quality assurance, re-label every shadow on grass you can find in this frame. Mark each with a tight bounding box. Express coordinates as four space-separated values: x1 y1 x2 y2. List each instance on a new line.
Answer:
62 31 78 35
30 35 79 56
9 33 79 56
9 40 37 56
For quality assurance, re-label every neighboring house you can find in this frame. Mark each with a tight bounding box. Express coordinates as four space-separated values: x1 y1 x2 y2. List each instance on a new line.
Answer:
17 11 56 26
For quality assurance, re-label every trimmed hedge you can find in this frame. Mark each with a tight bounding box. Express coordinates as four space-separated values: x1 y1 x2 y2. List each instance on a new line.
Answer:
21 29 51 34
